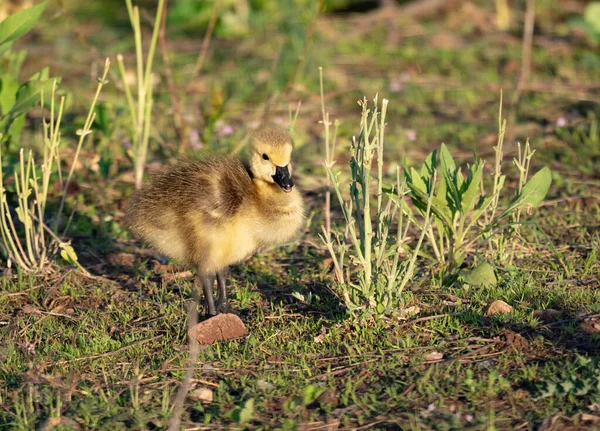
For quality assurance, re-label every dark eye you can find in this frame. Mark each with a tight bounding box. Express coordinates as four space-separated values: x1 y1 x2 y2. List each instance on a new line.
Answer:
262 154 269 161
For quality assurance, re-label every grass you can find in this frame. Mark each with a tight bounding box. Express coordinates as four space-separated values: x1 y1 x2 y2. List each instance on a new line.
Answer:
2 241 599 429
1 0 600 429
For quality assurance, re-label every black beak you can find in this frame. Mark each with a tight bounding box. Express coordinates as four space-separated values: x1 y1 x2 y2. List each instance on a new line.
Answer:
272 165 294 192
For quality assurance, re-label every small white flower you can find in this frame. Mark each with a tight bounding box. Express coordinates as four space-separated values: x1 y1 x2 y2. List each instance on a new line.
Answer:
406 129 417 142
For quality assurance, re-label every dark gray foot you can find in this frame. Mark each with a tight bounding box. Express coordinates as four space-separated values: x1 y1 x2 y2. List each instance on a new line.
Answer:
198 272 216 316
216 300 238 315
216 267 236 314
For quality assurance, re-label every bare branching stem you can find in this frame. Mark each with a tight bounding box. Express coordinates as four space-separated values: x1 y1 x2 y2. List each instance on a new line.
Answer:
121 0 164 188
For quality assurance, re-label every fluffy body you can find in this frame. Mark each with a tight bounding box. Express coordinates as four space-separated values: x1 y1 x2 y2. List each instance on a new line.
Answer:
125 127 305 275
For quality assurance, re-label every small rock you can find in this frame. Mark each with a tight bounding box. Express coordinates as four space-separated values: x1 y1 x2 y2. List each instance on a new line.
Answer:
580 413 600 422
189 313 248 344
313 326 326 344
580 318 600 334
486 300 513 316
108 252 136 266
190 387 213 403
397 305 421 320
257 380 275 391
22 305 40 315
424 351 444 362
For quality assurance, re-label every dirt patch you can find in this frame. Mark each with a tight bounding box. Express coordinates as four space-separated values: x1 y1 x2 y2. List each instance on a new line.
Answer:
495 329 530 352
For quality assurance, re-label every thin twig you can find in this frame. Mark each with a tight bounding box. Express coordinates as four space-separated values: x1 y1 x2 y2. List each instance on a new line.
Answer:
158 0 189 152
189 0 221 80
513 0 535 105
167 292 200 431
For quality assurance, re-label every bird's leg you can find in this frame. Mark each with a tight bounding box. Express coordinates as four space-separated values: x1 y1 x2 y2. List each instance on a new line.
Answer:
198 272 217 317
216 267 235 314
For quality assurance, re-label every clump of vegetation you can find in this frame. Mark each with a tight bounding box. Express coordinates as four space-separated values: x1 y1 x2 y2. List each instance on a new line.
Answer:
320 92 552 315
0 64 110 273
116 0 164 188
570 1 600 44
538 355 600 404
0 1 56 148
0 1 111 272
320 93 432 317
404 98 551 280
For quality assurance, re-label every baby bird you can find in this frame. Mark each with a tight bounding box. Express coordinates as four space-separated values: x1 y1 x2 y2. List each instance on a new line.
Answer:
125 125 305 316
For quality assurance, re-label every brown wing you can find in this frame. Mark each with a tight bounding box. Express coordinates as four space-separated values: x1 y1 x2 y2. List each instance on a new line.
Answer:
125 155 253 229
199 156 254 220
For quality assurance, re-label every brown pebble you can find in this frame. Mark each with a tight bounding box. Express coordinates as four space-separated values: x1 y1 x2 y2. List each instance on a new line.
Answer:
189 313 248 344
486 300 513 316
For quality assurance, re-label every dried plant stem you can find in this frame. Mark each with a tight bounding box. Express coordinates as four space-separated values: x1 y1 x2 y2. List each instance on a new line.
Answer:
158 0 189 152
120 0 165 189
189 0 221 81
489 90 506 224
514 0 535 104
319 67 332 240
398 171 436 293
322 95 429 314
167 295 200 431
56 59 111 233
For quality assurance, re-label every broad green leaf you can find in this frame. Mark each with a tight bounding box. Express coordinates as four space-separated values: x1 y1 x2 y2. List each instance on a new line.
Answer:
506 167 552 213
439 143 456 171
4 114 24 146
420 149 437 179
432 175 452 227
584 2 600 33
225 398 255 425
409 167 427 194
1 49 27 79
461 162 483 214
7 76 56 118
0 1 48 48
471 196 493 224
460 262 497 287
435 165 446 199
28 66 51 81
455 166 464 190
0 74 19 114
1 75 57 140
0 41 13 56
237 399 254 425
439 144 461 213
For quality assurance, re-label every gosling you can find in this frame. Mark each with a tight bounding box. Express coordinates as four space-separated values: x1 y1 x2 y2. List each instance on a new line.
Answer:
125 125 305 316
